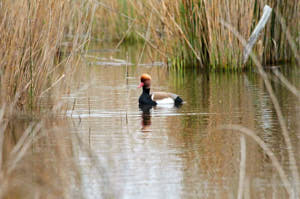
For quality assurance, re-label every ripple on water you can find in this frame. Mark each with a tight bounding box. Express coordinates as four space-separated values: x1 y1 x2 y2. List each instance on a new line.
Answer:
66 63 299 198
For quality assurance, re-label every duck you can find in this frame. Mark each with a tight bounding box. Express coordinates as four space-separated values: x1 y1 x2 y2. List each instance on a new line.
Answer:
138 73 183 107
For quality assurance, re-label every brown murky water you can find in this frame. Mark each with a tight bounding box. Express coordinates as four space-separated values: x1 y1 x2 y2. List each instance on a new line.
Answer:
66 46 300 198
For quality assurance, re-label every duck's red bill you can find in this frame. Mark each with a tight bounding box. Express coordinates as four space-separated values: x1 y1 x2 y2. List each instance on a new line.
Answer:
138 82 144 88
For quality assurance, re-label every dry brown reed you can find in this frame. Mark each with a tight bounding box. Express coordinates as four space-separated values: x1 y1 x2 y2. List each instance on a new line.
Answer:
0 0 97 198
0 0 94 111
94 0 299 69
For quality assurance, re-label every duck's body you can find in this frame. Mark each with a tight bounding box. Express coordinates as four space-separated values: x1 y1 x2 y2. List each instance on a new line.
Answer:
154 97 175 105
138 74 183 107
139 87 157 106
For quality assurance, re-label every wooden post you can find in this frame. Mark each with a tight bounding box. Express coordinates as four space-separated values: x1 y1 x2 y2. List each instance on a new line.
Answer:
243 5 272 64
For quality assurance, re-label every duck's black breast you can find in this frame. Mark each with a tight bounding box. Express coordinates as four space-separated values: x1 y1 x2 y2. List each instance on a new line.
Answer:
139 88 157 106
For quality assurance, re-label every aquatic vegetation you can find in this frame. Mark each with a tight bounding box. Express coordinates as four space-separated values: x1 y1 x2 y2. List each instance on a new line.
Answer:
0 0 95 111
94 0 299 69
0 0 97 198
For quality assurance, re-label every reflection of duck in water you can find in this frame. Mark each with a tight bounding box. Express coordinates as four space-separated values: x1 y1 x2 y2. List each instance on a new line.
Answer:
140 105 152 131
138 73 183 106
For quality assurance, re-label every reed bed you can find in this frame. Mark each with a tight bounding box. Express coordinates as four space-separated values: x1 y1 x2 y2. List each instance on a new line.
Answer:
0 0 97 198
95 0 299 70
0 0 95 111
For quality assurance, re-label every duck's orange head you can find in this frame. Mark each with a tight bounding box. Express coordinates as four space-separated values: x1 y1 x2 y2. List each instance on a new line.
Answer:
138 73 152 88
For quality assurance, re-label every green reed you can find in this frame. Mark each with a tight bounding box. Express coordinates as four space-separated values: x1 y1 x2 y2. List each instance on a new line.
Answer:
95 0 299 70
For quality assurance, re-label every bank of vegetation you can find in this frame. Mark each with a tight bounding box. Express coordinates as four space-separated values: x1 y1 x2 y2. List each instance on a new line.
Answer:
0 0 96 198
94 0 299 70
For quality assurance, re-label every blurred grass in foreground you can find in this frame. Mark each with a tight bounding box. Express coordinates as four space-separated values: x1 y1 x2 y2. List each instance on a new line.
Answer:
0 0 100 198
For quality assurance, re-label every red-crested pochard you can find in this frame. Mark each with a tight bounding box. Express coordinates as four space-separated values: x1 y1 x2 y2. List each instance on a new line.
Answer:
138 73 183 106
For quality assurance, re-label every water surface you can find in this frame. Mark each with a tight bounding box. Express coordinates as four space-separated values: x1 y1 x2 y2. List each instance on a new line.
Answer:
66 47 300 198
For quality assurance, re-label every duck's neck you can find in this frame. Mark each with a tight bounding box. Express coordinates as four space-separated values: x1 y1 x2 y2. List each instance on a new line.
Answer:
143 87 150 94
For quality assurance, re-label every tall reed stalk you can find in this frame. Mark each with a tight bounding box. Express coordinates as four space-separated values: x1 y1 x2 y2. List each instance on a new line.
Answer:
0 0 99 110
0 0 96 198
219 16 300 198
96 0 299 69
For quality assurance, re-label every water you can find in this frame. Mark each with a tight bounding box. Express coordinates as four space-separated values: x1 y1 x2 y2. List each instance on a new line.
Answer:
66 47 300 198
